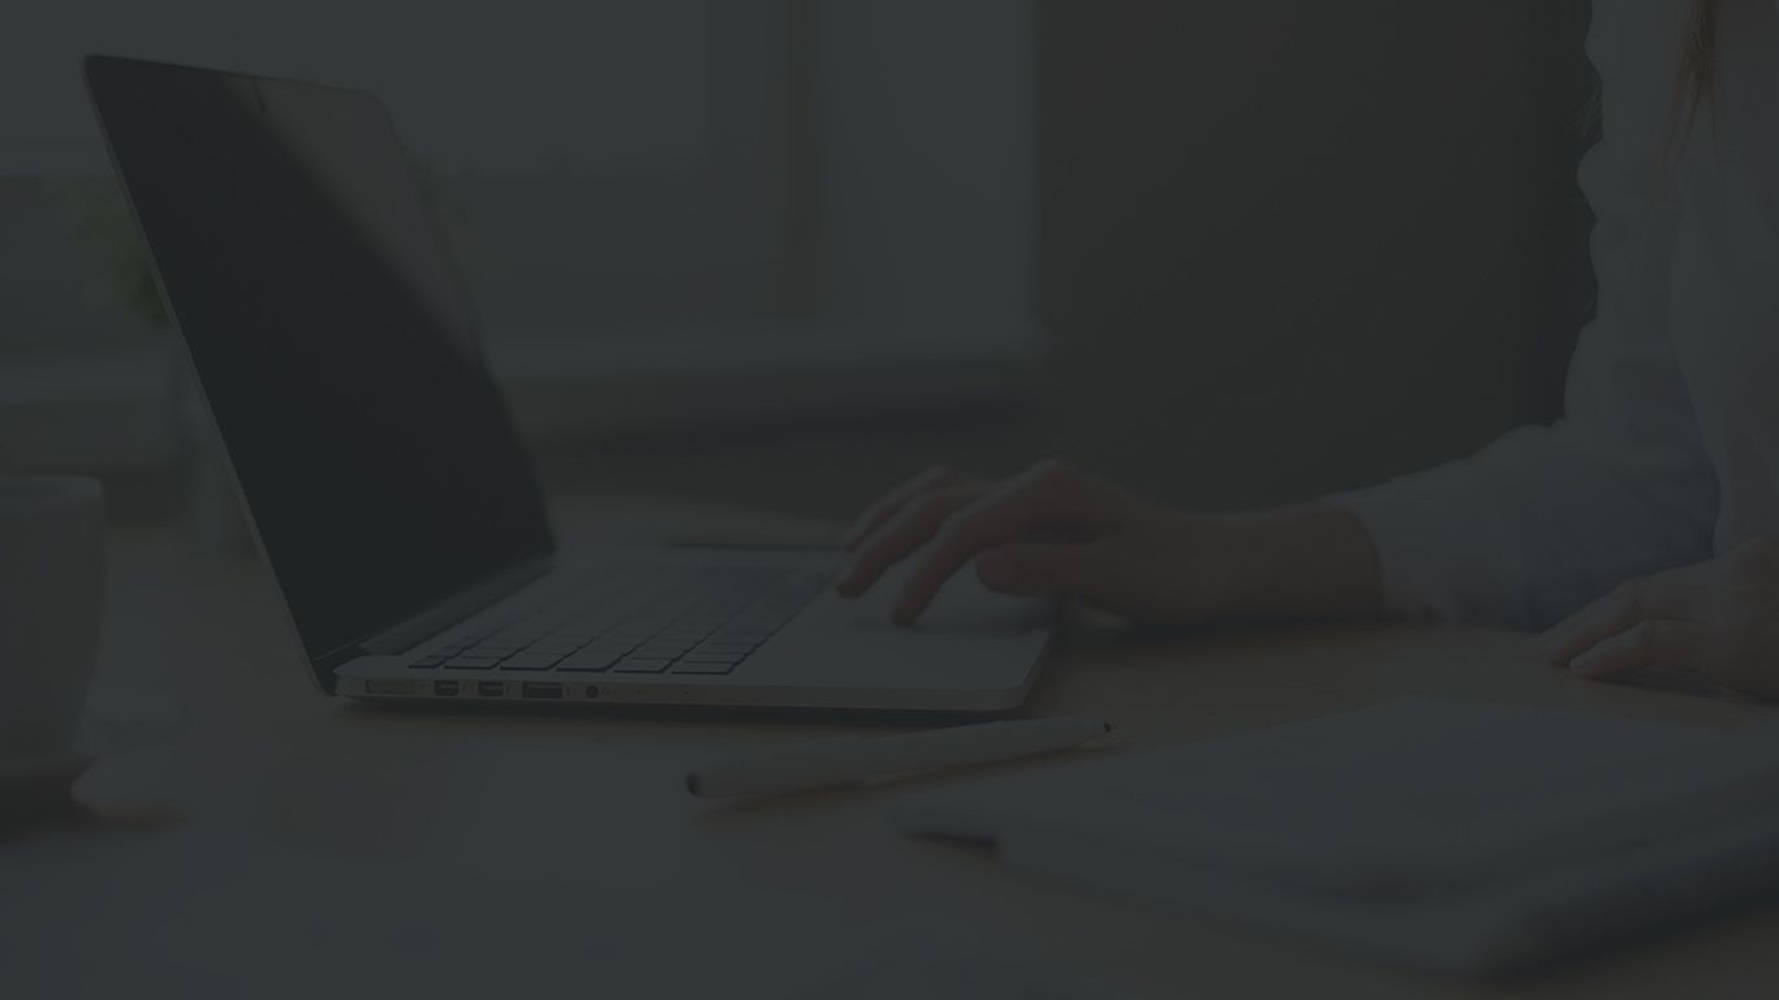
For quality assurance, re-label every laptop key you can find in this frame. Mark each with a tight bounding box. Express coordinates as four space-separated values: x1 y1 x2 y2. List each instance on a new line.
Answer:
499 652 565 671
468 644 525 657
681 646 747 661
558 650 623 672
409 655 447 669
444 655 503 669
581 642 638 656
638 642 694 658
672 660 739 675
696 642 756 654
712 627 770 639
613 657 674 674
526 643 583 656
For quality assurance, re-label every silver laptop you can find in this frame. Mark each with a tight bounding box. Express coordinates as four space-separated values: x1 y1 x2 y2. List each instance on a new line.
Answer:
85 55 1053 715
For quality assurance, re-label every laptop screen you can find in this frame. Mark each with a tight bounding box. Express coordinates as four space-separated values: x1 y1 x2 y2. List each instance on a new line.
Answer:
86 56 555 681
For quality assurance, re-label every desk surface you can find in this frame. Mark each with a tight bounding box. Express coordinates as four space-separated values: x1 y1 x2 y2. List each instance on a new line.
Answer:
36 494 1779 997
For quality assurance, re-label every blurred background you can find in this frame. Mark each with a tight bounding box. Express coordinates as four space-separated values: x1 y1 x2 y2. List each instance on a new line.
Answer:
0 1 1595 536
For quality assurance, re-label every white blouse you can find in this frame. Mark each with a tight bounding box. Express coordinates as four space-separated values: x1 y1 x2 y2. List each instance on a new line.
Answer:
1336 0 1779 628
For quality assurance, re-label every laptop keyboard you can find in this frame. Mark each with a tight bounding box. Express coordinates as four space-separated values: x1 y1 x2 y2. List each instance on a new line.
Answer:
407 565 828 676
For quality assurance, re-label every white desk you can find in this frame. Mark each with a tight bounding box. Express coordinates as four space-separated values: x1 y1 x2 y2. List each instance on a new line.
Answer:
23 493 1779 998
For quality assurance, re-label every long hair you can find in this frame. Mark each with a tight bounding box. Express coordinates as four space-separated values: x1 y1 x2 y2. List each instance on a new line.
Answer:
1674 0 1721 138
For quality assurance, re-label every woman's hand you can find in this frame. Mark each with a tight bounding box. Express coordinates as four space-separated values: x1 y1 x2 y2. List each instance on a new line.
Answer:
834 460 1382 626
1539 539 1779 700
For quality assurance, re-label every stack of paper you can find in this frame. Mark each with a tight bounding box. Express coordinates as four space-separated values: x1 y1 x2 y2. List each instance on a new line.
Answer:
894 699 1779 975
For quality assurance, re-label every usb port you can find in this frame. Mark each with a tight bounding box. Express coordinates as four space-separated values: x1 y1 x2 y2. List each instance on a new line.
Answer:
433 680 460 697
365 679 417 696
477 681 505 698
521 682 563 700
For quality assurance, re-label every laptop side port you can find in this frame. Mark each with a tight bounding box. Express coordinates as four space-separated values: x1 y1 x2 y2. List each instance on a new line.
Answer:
583 685 600 699
477 681 504 697
521 682 563 700
433 680 460 697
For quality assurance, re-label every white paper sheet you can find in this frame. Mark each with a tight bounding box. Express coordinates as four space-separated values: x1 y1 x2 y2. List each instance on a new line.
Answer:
894 698 1779 974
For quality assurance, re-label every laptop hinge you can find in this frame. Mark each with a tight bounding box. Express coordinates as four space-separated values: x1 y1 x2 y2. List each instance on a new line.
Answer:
357 555 555 655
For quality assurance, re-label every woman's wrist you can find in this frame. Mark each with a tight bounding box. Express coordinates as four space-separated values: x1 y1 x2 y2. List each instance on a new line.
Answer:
1199 504 1384 623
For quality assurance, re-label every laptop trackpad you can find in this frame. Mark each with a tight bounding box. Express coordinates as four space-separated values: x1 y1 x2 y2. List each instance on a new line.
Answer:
744 557 1055 694
830 553 1053 633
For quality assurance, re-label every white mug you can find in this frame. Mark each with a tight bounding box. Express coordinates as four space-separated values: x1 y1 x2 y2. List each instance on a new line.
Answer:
0 476 105 761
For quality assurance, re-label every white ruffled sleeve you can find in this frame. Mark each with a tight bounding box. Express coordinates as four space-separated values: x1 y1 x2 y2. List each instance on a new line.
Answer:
1328 2 1718 628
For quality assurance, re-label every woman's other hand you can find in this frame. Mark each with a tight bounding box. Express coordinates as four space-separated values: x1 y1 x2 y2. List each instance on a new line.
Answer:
1539 539 1779 700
